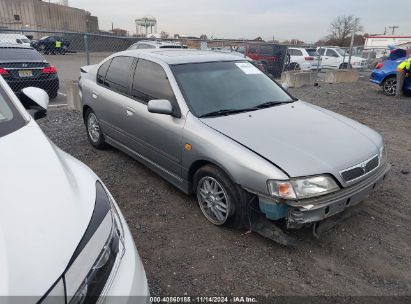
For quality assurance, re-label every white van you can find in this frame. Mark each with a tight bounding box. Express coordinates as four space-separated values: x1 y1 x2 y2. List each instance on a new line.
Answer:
0 34 31 46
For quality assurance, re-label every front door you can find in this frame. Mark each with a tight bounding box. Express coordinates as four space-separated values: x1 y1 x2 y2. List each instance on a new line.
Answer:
121 58 184 178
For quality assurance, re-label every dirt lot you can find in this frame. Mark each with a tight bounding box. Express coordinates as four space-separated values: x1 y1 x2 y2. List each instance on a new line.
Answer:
38 77 411 299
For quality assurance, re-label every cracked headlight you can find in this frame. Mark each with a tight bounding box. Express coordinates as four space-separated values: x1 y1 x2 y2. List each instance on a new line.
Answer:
41 181 125 304
267 175 340 200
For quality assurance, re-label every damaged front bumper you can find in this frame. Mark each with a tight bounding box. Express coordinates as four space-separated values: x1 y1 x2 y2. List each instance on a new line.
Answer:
286 163 391 229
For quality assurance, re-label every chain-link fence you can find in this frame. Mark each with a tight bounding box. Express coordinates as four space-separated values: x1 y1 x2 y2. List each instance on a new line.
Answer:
1 28 384 103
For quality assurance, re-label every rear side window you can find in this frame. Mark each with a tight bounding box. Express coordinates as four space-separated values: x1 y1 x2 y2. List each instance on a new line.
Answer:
306 49 319 56
247 46 257 53
326 49 338 57
132 59 176 103
260 45 273 56
289 49 303 56
104 56 134 94
97 59 112 84
0 48 43 61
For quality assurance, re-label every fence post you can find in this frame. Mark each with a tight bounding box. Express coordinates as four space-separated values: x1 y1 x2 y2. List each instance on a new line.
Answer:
84 34 90 65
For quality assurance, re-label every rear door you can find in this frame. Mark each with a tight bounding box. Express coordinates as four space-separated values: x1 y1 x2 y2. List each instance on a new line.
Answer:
122 58 184 177
91 56 135 142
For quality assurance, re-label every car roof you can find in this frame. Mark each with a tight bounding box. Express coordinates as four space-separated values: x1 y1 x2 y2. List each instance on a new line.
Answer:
118 49 246 65
134 40 181 46
0 43 33 49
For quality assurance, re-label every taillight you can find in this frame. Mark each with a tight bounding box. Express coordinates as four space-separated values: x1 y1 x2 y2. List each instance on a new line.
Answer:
0 68 9 76
375 63 383 69
304 56 314 61
42 66 57 74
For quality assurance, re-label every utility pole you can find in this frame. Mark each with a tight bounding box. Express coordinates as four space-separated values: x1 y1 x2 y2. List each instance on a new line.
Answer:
387 25 399 35
348 18 359 69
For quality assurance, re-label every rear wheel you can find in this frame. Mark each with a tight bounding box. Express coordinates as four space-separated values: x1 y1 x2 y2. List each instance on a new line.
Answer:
48 90 58 99
288 62 300 71
382 76 397 96
339 63 351 69
193 165 250 228
85 109 107 149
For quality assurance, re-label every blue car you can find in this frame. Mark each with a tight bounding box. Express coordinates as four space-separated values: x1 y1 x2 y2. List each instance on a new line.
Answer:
370 56 411 96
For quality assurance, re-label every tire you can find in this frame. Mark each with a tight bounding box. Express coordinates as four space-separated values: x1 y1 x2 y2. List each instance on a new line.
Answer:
48 90 58 99
193 165 250 228
85 108 107 149
288 62 300 71
339 63 351 69
382 76 397 96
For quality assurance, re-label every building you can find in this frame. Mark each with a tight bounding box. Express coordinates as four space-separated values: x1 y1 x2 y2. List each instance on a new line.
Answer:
0 0 99 36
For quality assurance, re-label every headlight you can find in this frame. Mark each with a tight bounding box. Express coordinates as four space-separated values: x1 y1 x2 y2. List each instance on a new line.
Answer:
41 181 125 304
379 144 387 165
267 175 340 200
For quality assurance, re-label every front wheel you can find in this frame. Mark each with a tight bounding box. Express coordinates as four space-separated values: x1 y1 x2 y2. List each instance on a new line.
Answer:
193 165 249 227
382 77 397 96
85 109 107 149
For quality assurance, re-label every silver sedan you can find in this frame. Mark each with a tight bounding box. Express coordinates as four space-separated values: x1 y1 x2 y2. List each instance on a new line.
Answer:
79 49 390 242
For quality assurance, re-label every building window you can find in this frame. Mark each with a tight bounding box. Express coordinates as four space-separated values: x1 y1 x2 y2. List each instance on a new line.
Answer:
14 14 20 21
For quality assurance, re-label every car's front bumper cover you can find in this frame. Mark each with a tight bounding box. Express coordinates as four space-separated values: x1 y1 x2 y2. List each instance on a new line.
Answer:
286 162 391 228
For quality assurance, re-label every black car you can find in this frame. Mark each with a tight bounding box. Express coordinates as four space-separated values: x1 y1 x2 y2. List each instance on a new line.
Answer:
0 44 59 99
32 36 70 55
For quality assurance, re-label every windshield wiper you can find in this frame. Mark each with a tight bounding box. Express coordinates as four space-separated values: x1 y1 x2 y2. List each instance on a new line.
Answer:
253 100 294 109
199 108 256 118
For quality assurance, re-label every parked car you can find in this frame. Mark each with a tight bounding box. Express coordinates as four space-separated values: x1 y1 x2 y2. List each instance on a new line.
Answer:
128 40 186 50
79 49 390 241
287 47 321 71
370 56 411 96
0 33 31 46
0 77 149 301
317 47 367 69
0 44 59 99
243 43 288 77
32 36 70 54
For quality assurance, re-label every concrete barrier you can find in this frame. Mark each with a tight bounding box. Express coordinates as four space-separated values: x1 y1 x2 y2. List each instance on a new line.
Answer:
324 70 359 84
280 71 317 88
66 80 81 111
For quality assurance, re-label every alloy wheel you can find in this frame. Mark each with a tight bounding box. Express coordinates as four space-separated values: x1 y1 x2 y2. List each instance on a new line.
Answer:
87 112 101 143
196 176 230 225
383 78 396 96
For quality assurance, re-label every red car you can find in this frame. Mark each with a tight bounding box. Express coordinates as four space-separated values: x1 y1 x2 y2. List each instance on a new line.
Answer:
243 44 288 77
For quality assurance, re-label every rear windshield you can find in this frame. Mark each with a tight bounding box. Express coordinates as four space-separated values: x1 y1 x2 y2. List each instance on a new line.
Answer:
0 48 43 61
306 49 319 56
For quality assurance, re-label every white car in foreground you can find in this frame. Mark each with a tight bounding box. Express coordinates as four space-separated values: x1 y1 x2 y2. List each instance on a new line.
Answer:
0 77 149 303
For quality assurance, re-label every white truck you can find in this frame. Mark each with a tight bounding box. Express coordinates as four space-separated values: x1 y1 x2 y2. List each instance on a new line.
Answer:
0 34 31 46
317 47 367 69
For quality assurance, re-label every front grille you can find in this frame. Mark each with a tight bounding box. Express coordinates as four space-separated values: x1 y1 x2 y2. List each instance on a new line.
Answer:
340 155 379 183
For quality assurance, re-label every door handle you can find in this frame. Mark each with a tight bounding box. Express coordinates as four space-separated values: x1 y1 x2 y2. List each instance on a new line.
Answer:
125 107 135 117
91 92 98 99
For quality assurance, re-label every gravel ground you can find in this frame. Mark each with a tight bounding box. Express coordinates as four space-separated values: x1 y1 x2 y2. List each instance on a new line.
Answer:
38 77 411 299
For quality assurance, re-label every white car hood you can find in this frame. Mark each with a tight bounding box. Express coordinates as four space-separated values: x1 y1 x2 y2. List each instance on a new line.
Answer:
0 120 96 298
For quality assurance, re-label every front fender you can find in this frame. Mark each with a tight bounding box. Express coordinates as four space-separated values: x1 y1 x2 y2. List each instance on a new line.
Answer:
182 112 289 196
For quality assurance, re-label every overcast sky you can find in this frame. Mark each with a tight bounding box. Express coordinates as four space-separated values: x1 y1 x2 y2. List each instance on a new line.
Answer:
67 0 411 42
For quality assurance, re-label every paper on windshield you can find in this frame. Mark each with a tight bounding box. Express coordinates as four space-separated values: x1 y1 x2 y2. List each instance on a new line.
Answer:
235 62 263 75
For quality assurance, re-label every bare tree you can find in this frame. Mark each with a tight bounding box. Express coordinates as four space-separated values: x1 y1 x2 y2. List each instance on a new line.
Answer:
328 15 362 46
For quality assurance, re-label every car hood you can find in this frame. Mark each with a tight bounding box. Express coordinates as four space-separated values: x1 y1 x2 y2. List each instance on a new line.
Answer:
0 120 96 298
200 101 381 182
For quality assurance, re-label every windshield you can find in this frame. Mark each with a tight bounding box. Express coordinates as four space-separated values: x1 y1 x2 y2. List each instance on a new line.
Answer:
172 61 294 117
0 86 26 137
0 48 43 61
21 38 30 43
335 48 348 56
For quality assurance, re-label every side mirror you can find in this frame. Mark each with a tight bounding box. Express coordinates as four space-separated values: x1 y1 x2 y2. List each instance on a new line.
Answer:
147 99 173 115
281 83 289 91
20 87 49 120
